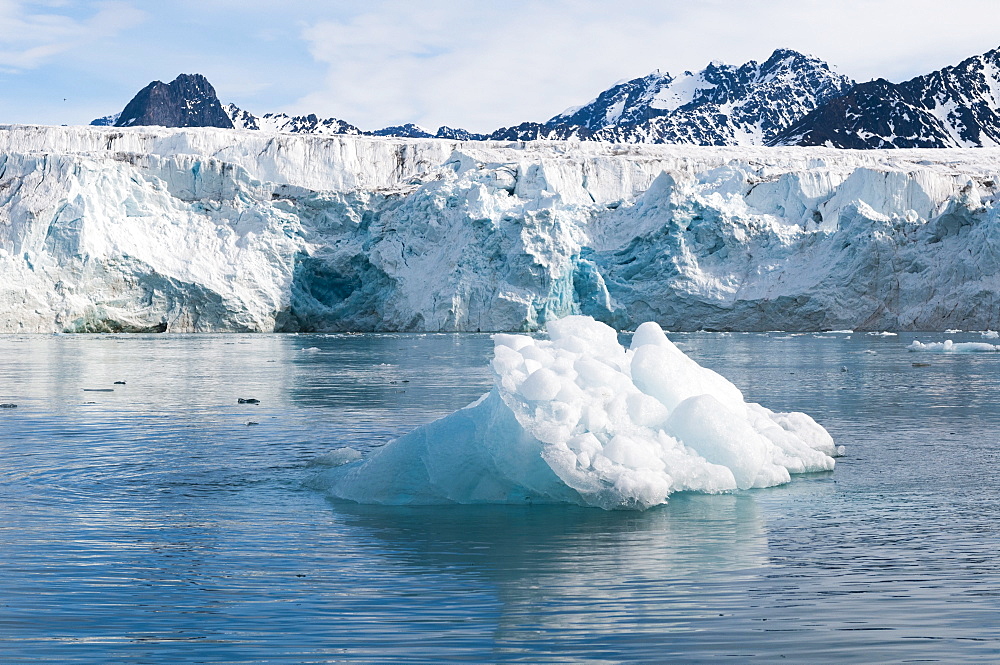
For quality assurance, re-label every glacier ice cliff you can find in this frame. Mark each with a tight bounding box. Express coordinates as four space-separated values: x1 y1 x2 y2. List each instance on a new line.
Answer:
2 124 1000 332
311 316 839 509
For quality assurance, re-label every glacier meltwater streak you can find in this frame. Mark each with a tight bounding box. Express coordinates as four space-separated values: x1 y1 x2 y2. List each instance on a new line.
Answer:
313 317 840 509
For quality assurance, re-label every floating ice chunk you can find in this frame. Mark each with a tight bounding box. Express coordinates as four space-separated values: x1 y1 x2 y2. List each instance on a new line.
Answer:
908 340 1000 353
982 330 999 339
311 448 363 466
867 331 897 336
313 316 839 510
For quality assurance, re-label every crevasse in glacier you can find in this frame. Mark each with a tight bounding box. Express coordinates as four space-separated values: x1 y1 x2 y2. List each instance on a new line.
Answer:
2 124 1000 332
311 316 839 509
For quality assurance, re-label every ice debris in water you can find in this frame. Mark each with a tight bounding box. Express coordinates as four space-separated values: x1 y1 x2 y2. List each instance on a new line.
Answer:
311 448 363 467
908 340 1000 353
312 316 840 510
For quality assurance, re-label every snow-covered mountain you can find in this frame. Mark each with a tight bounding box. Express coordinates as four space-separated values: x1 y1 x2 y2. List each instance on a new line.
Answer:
3 125 1000 333
494 49 854 145
775 47 1000 148
224 103 365 135
90 112 120 127
222 104 487 140
88 45 1000 150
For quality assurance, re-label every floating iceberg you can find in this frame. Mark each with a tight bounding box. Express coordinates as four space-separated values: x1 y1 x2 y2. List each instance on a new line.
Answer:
314 316 839 510
908 340 1000 353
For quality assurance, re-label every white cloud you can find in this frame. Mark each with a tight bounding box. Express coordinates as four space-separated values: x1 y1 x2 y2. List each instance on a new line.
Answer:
0 1 145 70
294 0 1000 132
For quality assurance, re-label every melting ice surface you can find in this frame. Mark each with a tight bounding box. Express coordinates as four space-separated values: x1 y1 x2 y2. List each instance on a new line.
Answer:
315 317 840 509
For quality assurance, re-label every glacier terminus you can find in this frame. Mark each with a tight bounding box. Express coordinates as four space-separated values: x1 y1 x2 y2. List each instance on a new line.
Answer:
2 124 1000 333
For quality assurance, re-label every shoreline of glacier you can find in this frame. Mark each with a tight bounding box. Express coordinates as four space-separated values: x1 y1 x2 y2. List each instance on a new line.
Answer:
2 124 1000 333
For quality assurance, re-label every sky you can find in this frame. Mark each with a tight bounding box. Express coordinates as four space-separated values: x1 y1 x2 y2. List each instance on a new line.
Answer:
1 0 999 133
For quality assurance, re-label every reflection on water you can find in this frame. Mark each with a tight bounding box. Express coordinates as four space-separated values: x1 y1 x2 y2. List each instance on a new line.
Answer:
334 496 768 660
1 332 999 663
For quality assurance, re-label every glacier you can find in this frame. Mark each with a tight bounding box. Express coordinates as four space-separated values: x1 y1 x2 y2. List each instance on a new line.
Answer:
311 316 839 509
2 123 1000 332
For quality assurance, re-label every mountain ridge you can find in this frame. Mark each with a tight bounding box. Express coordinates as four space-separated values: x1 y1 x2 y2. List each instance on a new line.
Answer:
771 47 1000 148
91 46 1000 149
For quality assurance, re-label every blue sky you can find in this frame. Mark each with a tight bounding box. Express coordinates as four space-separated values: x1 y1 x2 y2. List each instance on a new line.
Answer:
2 0 999 132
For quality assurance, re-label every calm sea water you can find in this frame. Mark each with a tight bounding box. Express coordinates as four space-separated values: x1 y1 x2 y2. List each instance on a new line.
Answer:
1 331 999 663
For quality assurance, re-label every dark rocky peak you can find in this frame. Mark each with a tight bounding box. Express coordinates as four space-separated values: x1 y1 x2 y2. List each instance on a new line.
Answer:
759 48 823 74
115 74 234 129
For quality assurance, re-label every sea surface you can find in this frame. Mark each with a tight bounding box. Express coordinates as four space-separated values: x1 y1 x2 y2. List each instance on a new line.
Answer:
1 331 999 663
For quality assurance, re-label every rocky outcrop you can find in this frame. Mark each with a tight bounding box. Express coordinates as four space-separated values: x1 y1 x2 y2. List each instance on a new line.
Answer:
114 74 234 129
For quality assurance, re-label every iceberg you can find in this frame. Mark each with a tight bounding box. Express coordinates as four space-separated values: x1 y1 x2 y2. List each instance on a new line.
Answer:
908 340 1000 353
313 316 839 509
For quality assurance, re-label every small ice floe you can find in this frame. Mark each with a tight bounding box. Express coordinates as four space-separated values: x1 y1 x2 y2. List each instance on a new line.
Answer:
311 448 363 467
301 347 321 353
312 316 840 510
864 350 878 355
829 330 854 334
981 330 999 339
866 331 897 336
908 340 1000 353
945 329 963 334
